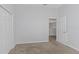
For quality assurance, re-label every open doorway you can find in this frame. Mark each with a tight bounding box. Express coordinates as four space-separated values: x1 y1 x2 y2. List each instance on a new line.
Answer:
49 17 56 43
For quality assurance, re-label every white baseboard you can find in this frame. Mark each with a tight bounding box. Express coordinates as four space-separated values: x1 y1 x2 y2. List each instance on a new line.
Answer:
8 44 16 54
57 40 79 51
16 40 48 44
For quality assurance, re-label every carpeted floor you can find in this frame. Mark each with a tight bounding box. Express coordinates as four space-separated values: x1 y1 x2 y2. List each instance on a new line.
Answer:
9 36 79 54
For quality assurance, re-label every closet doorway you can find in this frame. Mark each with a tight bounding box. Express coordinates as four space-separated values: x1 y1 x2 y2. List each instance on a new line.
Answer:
49 17 56 43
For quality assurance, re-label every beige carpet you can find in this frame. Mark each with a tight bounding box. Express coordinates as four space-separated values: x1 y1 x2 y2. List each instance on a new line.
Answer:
9 40 79 54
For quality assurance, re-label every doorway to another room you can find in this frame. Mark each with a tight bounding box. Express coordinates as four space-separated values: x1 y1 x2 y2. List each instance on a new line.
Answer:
49 17 56 43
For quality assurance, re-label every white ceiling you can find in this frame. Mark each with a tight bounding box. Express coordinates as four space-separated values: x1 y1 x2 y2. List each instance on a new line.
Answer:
41 4 62 8
15 4 62 8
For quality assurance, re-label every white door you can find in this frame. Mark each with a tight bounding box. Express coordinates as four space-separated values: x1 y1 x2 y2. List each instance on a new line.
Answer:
0 15 14 53
57 16 68 43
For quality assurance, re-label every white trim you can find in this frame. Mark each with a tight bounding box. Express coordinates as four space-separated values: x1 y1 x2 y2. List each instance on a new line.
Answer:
7 44 16 54
16 40 48 44
57 40 79 51
0 5 12 15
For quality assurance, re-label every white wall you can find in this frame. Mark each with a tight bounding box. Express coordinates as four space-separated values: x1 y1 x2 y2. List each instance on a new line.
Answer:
57 5 79 51
0 5 15 53
14 5 58 44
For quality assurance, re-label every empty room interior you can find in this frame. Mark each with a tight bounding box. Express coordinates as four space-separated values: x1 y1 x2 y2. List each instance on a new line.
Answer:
0 4 79 54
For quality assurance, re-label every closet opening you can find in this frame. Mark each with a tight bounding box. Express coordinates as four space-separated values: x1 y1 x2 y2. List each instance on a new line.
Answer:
49 17 56 43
